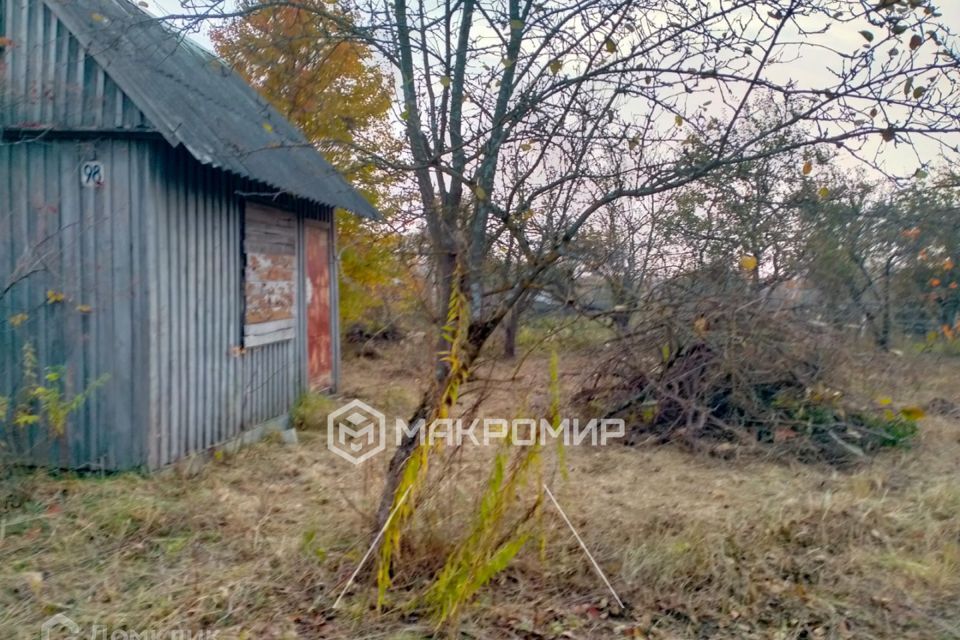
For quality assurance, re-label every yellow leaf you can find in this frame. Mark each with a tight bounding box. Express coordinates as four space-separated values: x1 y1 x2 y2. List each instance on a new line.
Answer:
693 316 708 336
739 255 758 271
674 114 684 127
899 406 925 421
75 304 93 313
549 59 562 75
641 404 657 423
876 396 893 406
802 160 813 175
520 142 532 152
604 38 617 54
628 137 639 150
474 185 487 201
46 290 65 304
9 313 28 327
90 12 105 22
501 57 513 68
439 75 451 88
262 122 273 133
818 186 830 199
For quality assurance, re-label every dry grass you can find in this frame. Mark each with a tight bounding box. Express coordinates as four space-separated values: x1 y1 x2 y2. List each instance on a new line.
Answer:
2 341 959 639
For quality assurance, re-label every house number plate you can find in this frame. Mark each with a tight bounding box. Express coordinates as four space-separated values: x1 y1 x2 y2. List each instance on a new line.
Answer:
81 161 105 188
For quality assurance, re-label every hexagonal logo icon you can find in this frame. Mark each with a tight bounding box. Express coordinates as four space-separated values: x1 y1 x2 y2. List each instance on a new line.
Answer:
41 613 80 640
327 399 386 465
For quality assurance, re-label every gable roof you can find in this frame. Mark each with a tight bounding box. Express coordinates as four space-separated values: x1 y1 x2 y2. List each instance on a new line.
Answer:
44 0 379 218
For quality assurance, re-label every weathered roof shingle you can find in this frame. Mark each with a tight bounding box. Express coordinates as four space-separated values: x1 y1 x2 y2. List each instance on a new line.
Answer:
47 0 379 218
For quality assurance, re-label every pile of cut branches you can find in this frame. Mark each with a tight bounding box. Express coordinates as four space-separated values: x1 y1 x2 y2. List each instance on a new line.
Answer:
575 267 918 465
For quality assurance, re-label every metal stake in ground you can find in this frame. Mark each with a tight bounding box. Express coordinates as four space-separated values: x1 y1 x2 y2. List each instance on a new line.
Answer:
331 485 413 610
543 483 626 610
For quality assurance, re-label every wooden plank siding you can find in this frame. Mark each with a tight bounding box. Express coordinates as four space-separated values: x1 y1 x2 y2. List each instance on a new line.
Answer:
243 203 297 346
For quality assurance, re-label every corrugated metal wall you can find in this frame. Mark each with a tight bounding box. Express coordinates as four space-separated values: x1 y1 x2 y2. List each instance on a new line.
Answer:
1 138 336 470
1 0 150 130
1 0 339 470
0 0 152 468
145 144 333 468
0 137 151 469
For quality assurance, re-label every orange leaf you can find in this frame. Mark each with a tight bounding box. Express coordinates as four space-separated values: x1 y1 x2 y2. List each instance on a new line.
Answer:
774 427 797 443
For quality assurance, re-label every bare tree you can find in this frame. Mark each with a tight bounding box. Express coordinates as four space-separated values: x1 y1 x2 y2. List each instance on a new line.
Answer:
569 196 670 330
169 0 960 534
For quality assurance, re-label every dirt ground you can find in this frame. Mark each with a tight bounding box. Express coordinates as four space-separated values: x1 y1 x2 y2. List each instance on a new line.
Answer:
2 338 959 639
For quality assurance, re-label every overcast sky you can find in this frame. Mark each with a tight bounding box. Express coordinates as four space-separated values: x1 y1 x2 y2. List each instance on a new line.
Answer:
146 0 959 177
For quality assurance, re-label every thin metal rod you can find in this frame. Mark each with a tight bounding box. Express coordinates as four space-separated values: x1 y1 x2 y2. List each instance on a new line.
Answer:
332 484 414 610
543 483 625 610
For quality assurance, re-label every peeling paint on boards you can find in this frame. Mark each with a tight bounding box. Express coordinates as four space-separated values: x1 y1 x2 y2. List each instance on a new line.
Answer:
306 220 332 389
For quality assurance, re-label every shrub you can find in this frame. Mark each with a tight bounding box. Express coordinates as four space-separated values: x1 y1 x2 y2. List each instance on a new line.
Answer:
290 392 340 431
574 266 920 464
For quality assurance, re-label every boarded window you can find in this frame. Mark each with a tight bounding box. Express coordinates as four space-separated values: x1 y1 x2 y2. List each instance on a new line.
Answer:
244 203 296 347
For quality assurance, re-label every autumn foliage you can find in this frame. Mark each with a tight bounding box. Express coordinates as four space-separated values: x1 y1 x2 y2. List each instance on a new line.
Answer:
212 2 413 332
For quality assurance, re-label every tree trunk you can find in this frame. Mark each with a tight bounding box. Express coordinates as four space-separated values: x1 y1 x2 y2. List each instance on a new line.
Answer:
503 306 519 359
502 288 533 358
373 318 498 533
878 257 893 351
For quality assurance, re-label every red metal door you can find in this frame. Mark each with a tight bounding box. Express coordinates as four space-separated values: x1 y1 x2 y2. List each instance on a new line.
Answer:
305 221 333 389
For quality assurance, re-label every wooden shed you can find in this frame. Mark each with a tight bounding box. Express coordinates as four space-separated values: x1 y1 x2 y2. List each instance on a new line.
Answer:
0 0 378 469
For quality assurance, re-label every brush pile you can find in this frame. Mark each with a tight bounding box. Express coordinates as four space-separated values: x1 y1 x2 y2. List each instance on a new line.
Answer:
576 268 918 465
